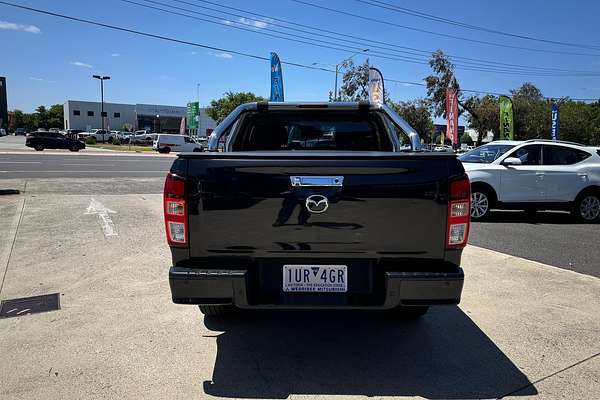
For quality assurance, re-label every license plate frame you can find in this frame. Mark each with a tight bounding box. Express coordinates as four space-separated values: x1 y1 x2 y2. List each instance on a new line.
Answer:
283 264 347 293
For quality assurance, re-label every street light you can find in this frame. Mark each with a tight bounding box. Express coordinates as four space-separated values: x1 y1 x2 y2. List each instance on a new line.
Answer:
313 48 369 101
92 75 110 132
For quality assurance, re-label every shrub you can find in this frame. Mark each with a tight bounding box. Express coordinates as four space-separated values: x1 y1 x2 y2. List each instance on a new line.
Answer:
111 138 121 146
85 136 97 145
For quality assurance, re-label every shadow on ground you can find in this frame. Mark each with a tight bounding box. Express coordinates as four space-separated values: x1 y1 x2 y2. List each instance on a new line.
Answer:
481 210 575 225
201 306 536 399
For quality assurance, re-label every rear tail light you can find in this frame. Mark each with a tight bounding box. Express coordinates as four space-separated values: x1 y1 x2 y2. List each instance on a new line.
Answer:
446 174 471 249
164 172 187 247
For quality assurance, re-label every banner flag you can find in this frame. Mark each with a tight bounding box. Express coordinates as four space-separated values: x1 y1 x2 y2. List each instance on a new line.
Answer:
368 67 385 105
270 52 284 102
551 102 560 141
180 116 186 134
499 96 514 140
446 88 459 145
186 102 199 130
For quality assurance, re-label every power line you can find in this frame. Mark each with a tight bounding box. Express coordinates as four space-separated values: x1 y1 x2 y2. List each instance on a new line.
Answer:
171 0 600 75
356 0 600 52
0 1 597 102
123 0 600 76
292 0 600 57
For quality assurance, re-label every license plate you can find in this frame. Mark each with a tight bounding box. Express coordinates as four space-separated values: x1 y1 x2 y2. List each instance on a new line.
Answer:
283 265 347 293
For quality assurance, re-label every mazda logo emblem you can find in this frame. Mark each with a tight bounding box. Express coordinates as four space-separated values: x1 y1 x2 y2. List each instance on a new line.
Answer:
305 195 329 214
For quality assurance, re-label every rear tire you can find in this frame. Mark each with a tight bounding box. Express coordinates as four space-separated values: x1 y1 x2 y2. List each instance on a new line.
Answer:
572 191 600 223
69 145 80 152
471 187 494 221
389 306 429 319
34 144 44 151
198 304 234 316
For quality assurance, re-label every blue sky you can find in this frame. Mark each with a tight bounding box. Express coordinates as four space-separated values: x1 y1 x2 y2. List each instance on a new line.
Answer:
2 0 600 113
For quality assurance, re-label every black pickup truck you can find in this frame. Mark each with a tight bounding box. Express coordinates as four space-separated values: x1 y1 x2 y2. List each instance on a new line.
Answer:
165 102 470 318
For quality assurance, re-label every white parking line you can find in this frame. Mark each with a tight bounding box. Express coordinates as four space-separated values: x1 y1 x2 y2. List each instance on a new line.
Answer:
62 164 117 167
0 161 42 164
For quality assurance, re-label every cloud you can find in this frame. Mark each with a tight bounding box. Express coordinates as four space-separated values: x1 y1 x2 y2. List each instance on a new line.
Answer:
29 77 55 83
207 51 233 59
70 61 93 68
111 53 120 57
237 17 269 29
0 20 41 34
190 51 197 55
222 20 232 25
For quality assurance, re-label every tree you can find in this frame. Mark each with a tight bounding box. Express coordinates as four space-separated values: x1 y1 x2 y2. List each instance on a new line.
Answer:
47 104 64 129
510 83 549 140
10 110 25 131
388 98 435 142
35 105 48 129
463 95 500 142
335 59 390 102
207 91 266 124
460 132 473 146
425 50 486 145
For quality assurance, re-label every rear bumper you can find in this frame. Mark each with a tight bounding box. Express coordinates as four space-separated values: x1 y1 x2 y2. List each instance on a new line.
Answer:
169 266 464 309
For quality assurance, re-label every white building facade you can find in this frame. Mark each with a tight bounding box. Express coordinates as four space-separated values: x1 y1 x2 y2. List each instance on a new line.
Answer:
64 100 216 136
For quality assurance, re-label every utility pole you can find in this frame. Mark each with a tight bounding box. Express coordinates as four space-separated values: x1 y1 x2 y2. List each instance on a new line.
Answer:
92 75 110 137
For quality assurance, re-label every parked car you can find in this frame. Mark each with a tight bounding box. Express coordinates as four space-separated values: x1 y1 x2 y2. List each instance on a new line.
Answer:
0 128 6 137
26 131 86 152
166 101 470 317
129 130 155 144
153 134 203 153
460 140 600 222
78 129 116 143
15 128 26 136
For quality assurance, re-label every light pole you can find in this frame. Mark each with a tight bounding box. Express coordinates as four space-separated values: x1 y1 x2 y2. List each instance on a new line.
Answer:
313 48 369 101
92 75 110 133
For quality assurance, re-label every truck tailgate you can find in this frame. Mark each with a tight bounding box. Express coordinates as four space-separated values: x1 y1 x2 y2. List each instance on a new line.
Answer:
182 152 462 260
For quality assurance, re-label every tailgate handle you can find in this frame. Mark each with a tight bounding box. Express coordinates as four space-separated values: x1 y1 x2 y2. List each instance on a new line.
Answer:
290 176 344 187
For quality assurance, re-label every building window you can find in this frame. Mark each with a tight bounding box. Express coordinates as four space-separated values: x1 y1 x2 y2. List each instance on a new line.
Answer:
87 111 94 117
114 112 120 118
101 111 107 117
73 110 80 116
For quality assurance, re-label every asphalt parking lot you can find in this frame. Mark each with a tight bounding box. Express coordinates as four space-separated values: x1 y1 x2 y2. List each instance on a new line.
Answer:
0 180 599 399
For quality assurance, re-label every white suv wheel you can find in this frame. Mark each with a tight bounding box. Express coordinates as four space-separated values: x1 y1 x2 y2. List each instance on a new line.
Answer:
579 195 600 221
471 191 490 219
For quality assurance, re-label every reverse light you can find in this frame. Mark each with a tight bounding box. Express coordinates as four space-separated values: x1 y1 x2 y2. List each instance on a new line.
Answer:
446 175 471 249
163 173 188 247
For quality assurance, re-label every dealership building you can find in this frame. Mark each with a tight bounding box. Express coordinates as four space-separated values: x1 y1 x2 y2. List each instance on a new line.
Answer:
63 100 216 136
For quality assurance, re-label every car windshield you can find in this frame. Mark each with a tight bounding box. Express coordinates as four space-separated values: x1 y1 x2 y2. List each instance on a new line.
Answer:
459 144 515 163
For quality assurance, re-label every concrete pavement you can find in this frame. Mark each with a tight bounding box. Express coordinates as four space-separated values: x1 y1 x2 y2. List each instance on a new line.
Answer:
0 189 598 399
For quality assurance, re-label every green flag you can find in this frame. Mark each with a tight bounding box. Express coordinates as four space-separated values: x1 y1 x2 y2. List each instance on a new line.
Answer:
499 96 514 140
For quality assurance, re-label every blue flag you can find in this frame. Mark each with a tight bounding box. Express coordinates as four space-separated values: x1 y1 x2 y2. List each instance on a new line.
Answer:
270 52 284 102
551 102 560 141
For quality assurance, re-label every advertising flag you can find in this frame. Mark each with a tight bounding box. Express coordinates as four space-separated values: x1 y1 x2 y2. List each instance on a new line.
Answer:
446 88 458 145
368 67 385 105
180 116 186 134
499 96 514 140
186 102 199 130
270 52 284 102
551 102 560 141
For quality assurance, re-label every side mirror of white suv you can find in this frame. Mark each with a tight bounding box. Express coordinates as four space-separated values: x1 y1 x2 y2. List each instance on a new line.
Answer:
502 157 522 166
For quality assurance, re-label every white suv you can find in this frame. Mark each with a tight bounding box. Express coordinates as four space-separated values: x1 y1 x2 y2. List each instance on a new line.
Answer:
460 140 600 222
